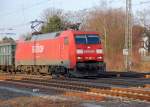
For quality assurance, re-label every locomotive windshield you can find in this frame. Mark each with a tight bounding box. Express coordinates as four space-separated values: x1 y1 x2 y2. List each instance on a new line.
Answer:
75 35 86 44
75 34 100 44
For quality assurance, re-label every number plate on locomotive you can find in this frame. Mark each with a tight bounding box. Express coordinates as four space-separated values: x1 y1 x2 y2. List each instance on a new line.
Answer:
84 50 95 53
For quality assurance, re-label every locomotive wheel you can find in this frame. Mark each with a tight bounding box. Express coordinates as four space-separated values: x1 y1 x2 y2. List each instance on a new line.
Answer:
64 71 70 78
65 69 74 78
102 63 106 72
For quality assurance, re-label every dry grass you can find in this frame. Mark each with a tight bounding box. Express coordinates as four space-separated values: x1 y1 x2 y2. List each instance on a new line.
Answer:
132 62 150 72
105 51 150 72
0 97 82 107
64 92 105 101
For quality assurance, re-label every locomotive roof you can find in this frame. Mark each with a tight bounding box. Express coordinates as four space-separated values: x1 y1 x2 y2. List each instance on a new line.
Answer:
31 30 100 41
31 31 62 40
70 30 100 35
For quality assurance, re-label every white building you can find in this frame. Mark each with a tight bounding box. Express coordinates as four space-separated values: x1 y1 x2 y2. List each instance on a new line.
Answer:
139 35 148 57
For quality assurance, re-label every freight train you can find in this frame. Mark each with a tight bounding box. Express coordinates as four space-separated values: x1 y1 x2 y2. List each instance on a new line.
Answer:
0 30 106 77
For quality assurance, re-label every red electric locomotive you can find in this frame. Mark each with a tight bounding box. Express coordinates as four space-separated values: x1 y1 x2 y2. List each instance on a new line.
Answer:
15 30 106 77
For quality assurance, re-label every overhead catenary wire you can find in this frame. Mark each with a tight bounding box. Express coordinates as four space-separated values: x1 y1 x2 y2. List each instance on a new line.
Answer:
0 22 30 30
0 0 50 17
0 0 52 31
0 22 30 36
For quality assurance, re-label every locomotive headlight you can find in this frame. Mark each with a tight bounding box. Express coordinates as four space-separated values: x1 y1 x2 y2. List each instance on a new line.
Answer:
76 49 84 54
97 56 103 60
96 49 103 54
77 57 82 60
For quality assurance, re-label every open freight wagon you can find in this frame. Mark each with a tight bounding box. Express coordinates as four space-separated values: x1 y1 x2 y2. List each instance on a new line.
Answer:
0 42 16 72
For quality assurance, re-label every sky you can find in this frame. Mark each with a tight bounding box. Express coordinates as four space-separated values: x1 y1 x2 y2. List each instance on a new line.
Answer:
0 0 149 40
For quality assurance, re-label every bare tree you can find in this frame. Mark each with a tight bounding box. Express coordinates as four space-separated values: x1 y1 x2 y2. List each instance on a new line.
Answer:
41 8 64 23
136 9 150 28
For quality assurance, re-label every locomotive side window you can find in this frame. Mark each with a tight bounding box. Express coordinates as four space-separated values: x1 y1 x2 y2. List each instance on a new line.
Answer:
75 34 100 44
64 37 69 45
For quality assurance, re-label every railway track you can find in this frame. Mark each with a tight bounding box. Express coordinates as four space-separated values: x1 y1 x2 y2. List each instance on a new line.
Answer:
89 78 150 87
2 78 150 102
51 77 150 87
5 73 147 87
1 73 148 88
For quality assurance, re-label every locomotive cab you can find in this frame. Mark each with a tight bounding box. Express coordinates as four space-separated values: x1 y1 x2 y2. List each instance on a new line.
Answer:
72 33 106 77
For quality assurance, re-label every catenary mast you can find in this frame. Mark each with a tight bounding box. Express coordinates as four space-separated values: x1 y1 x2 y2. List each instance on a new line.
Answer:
124 0 132 71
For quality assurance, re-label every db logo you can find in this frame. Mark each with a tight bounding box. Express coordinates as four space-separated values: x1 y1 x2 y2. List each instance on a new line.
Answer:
32 44 44 53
